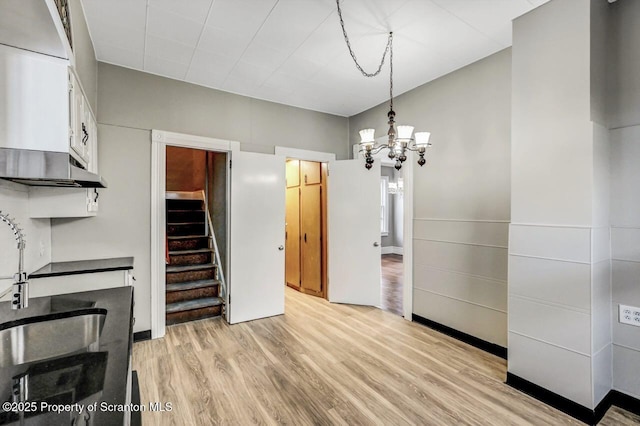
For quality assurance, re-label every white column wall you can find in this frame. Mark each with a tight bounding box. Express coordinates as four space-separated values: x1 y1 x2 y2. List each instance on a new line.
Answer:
510 0 612 409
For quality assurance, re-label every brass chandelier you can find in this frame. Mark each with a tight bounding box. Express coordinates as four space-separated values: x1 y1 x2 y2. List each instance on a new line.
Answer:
336 1 432 170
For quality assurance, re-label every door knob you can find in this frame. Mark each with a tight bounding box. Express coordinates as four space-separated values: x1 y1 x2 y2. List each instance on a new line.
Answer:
278 245 284 250
373 242 379 247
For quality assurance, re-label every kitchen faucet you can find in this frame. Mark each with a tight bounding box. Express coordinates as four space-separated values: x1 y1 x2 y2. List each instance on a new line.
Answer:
0 211 28 309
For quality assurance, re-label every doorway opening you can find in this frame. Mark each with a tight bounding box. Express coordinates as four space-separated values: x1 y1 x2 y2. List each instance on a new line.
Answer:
380 165 404 316
165 146 228 325
285 159 328 299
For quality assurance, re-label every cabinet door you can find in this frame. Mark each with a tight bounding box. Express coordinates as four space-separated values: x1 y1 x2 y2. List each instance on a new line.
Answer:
285 187 300 289
286 159 300 188
300 160 321 185
89 114 98 173
82 104 93 165
70 73 85 162
300 184 322 295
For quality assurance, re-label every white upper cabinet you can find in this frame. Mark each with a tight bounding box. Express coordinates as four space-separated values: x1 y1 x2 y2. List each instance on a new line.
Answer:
69 70 95 167
0 45 69 153
0 44 96 170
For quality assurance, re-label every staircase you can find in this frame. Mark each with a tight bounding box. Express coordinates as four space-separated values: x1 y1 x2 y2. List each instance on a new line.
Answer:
166 192 225 325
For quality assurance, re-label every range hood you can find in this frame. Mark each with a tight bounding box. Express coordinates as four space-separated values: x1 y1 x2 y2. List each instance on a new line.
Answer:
0 148 107 188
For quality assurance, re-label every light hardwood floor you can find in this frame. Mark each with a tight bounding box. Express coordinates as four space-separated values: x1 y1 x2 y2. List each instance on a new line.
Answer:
381 254 403 316
133 288 640 425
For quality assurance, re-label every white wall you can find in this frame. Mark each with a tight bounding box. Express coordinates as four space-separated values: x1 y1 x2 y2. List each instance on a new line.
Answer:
0 182 51 298
393 168 404 249
380 166 395 249
509 0 613 409
349 48 511 347
608 0 640 400
50 63 349 332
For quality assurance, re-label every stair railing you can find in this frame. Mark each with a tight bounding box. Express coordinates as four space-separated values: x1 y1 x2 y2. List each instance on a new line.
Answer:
199 190 227 310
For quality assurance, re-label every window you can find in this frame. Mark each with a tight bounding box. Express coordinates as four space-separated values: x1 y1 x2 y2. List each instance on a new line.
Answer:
380 176 389 236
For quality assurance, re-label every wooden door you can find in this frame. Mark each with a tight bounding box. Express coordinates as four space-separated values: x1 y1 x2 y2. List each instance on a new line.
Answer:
285 187 300 289
284 159 326 298
300 183 322 295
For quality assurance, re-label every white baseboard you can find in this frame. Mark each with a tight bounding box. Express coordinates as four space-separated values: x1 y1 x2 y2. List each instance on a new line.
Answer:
381 246 403 255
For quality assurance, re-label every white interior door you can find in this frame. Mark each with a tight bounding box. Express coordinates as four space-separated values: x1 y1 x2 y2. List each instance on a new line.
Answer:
328 160 381 306
230 151 285 324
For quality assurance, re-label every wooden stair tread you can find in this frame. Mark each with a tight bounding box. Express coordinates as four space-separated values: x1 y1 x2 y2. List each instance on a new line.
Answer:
166 279 220 292
166 191 203 200
166 264 216 273
169 248 214 255
167 235 210 240
166 297 223 313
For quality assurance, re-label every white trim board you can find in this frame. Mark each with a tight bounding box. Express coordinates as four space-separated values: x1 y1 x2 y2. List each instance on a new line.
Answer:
381 246 404 255
274 146 336 162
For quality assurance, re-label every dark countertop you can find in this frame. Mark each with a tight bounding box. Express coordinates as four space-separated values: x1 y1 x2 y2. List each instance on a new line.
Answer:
0 287 134 425
30 257 134 279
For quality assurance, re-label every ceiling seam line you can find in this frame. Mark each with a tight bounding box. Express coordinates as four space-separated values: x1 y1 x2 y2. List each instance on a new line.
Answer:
429 1 506 49
257 8 338 91
220 0 281 86
218 0 281 85
143 0 150 69
185 0 218 80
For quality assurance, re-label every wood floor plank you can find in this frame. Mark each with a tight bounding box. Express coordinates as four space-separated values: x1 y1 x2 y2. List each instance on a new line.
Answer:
133 288 640 425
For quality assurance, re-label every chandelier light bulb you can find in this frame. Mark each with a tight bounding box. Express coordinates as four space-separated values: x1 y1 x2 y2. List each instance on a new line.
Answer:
396 125 414 141
359 128 376 149
414 132 431 148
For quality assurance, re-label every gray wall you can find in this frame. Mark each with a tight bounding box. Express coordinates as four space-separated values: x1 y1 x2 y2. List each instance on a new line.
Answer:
51 63 349 332
95 63 349 157
51 125 151 330
350 48 511 347
609 0 640 400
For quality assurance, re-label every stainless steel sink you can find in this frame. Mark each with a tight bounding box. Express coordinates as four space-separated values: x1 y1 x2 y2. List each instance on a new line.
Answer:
0 308 107 367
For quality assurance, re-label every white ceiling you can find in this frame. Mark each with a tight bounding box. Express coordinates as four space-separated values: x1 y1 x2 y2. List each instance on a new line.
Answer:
81 0 548 117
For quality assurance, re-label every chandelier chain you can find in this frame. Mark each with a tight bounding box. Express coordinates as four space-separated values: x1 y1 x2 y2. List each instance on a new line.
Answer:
389 32 393 111
336 0 393 79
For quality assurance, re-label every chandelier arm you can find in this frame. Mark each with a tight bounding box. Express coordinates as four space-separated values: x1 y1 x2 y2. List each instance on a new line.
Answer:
369 145 390 155
336 0 392 78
